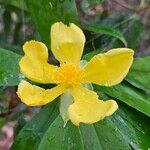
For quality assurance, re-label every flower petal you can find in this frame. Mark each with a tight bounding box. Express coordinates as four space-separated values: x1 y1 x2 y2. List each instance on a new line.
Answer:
83 48 134 86
17 80 66 106
51 22 85 64
20 40 58 83
69 85 118 125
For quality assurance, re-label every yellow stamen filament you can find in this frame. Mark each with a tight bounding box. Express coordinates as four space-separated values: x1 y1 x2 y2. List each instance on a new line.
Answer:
54 64 83 87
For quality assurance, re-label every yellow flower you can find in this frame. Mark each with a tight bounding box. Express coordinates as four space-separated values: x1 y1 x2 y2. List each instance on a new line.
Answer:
17 22 134 126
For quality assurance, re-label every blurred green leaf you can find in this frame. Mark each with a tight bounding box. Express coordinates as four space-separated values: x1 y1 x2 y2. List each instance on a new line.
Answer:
9 0 27 11
25 0 78 47
2 9 12 41
84 24 127 46
0 119 7 128
14 115 27 137
94 82 150 117
83 49 102 61
125 20 143 49
0 105 7 114
126 56 150 92
0 48 21 86
86 0 103 7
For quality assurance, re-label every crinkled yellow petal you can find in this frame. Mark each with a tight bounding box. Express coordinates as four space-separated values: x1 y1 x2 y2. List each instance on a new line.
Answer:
51 22 85 64
17 80 66 106
20 40 58 83
83 48 134 86
68 85 118 125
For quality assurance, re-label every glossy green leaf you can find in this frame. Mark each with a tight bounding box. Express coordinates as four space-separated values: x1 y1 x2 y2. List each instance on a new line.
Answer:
25 0 78 47
38 115 84 150
38 115 131 150
94 82 150 117
12 99 150 150
84 24 127 46
126 56 150 92
97 90 150 149
11 100 59 150
0 48 21 86
85 118 131 150
112 103 150 150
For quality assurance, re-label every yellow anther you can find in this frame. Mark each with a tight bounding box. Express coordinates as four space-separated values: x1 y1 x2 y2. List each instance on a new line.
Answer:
54 64 83 87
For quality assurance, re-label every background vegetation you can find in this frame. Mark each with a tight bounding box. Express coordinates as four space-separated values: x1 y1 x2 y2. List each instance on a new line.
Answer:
0 0 150 149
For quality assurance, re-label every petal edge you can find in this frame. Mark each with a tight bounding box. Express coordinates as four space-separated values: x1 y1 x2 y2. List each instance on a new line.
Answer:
51 22 85 64
68 85 118 125
17 80 66 106
83 48 134 86
20 40 58 83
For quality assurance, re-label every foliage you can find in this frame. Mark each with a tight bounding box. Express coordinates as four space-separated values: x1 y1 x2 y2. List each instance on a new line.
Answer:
0 48 21 86
0 0 149 149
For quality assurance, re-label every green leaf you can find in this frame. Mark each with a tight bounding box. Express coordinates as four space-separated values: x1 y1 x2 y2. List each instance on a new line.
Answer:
82 0 104 8
83 24 127 46
94 82 150 117
25 0 78 47
14 115 27 137
38 115 84 150
83 118 131 150
0 48 21 86
30 106 150 150
0 119 7 129
126 56 150 92
0 105 7 114
83 49 102 61
38 115 130 150
125 20 143 49
9 0 27 11
2 10 12 41
12 99 150 149
11 100 59 150
112 103 150 150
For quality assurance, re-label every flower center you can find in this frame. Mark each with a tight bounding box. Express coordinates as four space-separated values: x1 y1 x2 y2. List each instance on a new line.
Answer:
54 64 83 87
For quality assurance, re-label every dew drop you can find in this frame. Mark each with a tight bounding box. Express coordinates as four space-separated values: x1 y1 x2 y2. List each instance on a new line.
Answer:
47 135 55 143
